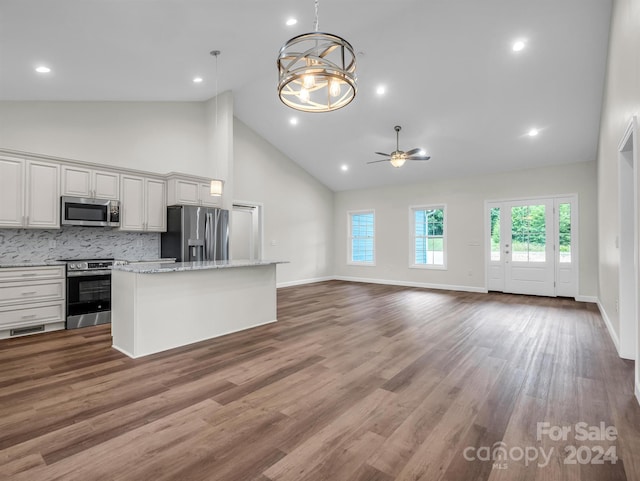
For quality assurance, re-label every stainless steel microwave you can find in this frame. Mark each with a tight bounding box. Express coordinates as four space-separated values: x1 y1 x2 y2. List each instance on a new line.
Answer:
61 196 120 227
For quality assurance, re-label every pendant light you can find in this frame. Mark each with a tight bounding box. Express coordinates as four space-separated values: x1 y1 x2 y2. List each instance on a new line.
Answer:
277 0 357 112
210 50 223 197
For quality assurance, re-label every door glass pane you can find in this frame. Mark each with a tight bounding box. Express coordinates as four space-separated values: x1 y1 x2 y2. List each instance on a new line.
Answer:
559 203 571 263
511 205 546 262
490 207 500 261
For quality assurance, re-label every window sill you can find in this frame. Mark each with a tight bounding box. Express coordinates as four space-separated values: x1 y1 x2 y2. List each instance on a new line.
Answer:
347 261 376 267
410 264 447 270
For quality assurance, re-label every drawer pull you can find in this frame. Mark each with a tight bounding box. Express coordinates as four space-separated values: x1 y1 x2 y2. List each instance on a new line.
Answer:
20 273 38 277
21 314 37 320
21 291 38 296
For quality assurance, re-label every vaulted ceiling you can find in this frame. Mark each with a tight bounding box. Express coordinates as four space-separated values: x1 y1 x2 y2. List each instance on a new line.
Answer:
0 0 612 191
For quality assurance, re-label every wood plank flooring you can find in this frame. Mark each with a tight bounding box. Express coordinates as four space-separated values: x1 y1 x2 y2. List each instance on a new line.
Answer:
1 280 639 480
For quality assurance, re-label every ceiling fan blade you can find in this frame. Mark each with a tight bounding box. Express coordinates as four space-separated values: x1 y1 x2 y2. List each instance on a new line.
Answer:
374 151 391 156
407 156 431 161
404 148 422 156
367 159 390 164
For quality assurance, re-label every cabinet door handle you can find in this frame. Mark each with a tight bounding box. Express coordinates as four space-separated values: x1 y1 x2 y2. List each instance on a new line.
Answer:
21 314 37 320
20 273 37 277
26 216 29 225
21 291 37 296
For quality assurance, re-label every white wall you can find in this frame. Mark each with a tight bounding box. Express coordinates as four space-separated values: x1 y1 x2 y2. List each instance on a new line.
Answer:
596 0 640 390
233 118 334 286
334 161 598 297
0 101 211 176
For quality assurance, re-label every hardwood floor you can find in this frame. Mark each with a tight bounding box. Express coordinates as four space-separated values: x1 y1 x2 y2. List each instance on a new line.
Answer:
1 280 639 480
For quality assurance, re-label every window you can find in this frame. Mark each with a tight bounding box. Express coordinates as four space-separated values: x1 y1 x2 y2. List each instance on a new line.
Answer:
348 210 375 265
490 207 500 261
410 205 446 268
558 202 571 263
511 204 546 262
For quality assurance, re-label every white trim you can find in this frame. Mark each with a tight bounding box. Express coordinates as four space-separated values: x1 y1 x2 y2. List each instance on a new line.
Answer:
232 200 264 261
333 275 487 293
277 276 334 288
617 115 639 364
597 300 621 353
575 295 598 303
636 382 640 406
408 204 448 270
347 209 376 266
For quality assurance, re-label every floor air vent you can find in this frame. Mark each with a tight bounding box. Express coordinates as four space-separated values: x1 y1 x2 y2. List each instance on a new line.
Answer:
11 325 45 336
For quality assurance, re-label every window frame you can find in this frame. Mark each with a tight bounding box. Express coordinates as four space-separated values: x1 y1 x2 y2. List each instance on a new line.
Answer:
409 204 447 270
347 209 376 266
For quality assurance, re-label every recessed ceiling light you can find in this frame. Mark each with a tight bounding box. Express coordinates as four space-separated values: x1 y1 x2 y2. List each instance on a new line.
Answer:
528 128 539 137
290 117 298 125
341 164 349 172
512 40 526 52
376 85 386 95
35 66 51 73
286 18 297 26
193 77 203 83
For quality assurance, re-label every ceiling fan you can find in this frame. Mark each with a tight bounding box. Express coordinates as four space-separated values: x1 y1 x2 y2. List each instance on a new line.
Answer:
368 125 431 168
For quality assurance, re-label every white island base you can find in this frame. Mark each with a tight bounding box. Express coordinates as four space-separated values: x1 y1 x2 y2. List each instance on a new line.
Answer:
111 261 279 358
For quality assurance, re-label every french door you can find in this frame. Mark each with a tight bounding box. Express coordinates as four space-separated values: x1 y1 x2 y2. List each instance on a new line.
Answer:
487 196 577 297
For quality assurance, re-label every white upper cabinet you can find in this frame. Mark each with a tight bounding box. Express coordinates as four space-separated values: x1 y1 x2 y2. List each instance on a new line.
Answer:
120 175 166 232
0 157 26 227
26 161 60 228
62 165 119 200
0 157 59 229
167 175 222 207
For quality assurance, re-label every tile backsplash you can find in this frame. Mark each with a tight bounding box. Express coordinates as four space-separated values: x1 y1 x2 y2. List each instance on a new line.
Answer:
0 227 160 263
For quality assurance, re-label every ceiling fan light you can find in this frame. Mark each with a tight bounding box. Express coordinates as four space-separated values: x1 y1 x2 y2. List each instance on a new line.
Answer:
390 154 406 168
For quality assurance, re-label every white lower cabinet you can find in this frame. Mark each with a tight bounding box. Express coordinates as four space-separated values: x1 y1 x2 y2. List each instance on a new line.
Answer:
0 266 66 338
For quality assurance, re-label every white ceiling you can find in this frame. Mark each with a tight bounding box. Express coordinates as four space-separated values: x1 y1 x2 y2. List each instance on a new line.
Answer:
0 0 612 191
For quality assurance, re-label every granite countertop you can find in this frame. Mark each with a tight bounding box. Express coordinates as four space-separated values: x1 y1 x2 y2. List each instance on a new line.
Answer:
112 259 286 274
0 261 66 268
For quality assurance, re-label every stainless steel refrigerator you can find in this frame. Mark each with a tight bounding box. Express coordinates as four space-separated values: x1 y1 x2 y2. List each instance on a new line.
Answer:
161 206 229 262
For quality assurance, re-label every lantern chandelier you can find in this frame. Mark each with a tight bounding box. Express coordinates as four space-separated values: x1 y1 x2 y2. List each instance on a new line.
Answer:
277 0 357 113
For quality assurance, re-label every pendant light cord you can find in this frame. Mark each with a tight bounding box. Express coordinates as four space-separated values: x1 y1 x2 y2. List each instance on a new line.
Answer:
215 52 218 127
314 0 319 31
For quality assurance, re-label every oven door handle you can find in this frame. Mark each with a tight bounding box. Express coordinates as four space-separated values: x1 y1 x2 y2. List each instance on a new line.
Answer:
67 270 112 277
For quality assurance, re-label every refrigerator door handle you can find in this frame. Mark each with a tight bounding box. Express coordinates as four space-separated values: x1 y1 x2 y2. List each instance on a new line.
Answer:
213 209 219 260
204 212 211 260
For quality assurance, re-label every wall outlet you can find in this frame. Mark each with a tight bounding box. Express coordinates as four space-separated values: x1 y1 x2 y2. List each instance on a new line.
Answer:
467 270 473 277
270 240 277 246
616 299 619 313
136 239 143 247
48 240 56 248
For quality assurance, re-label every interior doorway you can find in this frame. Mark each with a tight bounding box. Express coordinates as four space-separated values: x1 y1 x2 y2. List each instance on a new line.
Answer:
486 195 578 298
618 117 638 363
231 202 263 261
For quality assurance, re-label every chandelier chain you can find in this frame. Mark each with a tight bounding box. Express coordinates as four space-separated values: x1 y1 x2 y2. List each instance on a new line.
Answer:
314 0 319 31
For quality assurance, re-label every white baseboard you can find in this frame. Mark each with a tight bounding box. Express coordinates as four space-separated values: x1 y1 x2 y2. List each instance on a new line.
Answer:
575 295 598 303
597 300 620 353
277 276 334 288
332 276 488 294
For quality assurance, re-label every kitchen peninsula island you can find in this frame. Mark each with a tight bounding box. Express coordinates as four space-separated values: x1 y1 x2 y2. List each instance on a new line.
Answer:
111 260 284 358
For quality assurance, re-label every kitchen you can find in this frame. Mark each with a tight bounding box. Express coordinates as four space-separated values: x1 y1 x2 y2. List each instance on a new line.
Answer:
0 144 284 352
